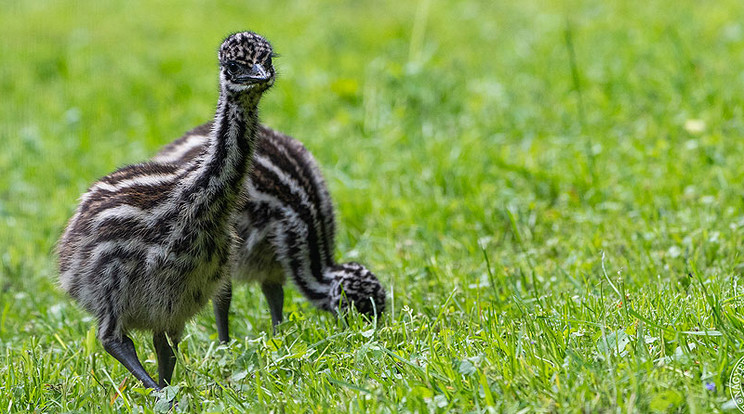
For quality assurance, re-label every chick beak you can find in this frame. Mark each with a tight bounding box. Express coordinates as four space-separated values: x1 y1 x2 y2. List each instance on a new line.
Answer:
236 64 270 84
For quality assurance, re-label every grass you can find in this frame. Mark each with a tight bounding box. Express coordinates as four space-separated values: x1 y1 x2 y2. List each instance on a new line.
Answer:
2 0 744 412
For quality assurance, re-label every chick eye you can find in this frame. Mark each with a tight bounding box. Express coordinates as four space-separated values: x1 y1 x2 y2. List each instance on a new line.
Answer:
224 61 241 74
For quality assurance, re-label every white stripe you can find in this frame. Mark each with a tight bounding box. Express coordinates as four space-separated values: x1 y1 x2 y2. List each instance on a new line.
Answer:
153 134 208 163
90 173 180 193
90 204 148 227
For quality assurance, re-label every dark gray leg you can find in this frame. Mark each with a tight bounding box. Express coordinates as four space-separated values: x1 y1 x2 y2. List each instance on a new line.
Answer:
102 335 160 390
213 281 232 343
153 332 177 388
261 282 284 330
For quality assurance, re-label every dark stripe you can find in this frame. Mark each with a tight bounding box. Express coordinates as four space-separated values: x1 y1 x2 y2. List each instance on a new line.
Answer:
100 162 179 186
168 219 231 265
102 261 121 315
183 111 231 198
182 106 252 222
169 225 200 256
77 182 177 227
172 145 206 165
89 246 148 279
98 307 118 339
179 161 202 177
244 199 275 229
184 122 213 138
281 227 327 301
158 253 197 276
186 179 240 225
92 216 168 245
88 248 145 340
203 110 233 182
252 163 326 283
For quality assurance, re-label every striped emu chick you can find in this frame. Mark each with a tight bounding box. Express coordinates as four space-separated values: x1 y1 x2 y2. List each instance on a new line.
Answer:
154 124 386 342
56 32 276 389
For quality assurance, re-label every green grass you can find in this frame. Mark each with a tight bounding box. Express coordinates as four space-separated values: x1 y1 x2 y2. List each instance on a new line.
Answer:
2 0 744 412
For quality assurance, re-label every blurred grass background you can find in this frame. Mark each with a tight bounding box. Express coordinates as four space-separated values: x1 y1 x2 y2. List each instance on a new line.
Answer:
2 0 744 412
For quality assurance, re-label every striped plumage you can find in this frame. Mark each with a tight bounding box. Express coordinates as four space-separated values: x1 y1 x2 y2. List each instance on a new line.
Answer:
56 32 276 389
154 123 386 341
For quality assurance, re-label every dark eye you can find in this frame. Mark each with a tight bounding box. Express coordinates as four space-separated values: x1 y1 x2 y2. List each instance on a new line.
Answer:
224 61 241 74
265 56 273 69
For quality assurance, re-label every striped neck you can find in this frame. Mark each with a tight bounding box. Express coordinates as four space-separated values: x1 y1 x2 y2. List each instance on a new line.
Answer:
290 264 340 311
178 89 261 224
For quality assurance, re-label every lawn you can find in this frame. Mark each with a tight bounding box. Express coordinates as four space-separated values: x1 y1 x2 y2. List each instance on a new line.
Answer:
2 0 744 412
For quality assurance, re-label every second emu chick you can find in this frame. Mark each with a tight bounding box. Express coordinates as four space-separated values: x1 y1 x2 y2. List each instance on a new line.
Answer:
154 124 386 342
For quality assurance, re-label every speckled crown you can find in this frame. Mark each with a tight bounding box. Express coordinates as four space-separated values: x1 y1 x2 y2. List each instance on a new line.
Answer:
219 31 273 65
